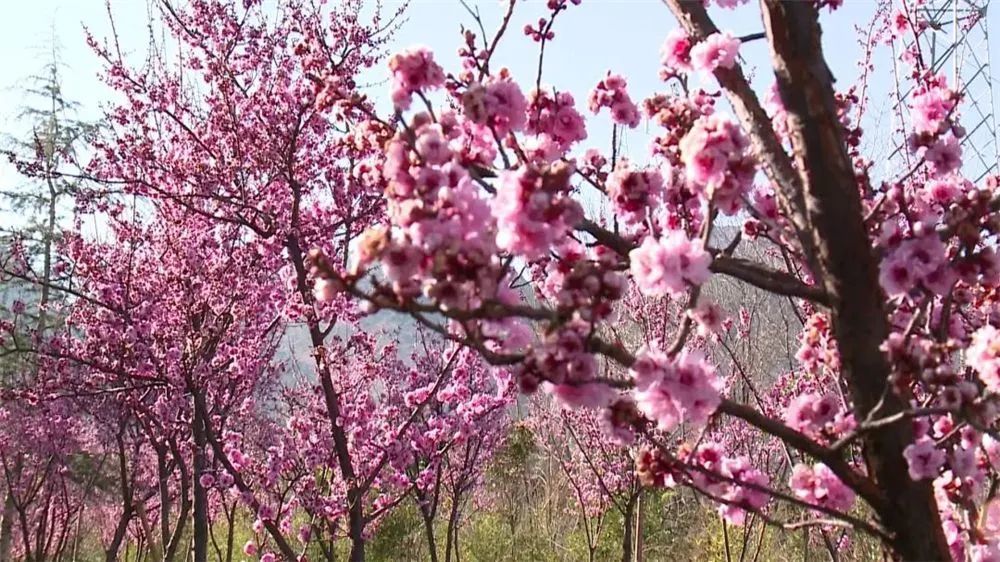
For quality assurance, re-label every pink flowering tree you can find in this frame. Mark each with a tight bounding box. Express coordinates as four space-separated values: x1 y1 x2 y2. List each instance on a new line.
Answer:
2 203 287 562
407 346 513 562
80 0 391 558
75 1 531 560
0 397 95 562
308 0 1000 559
224 336 513 561
527 398 642 562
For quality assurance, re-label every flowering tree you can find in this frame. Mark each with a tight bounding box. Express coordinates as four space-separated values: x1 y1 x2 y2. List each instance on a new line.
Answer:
309 0 1000 559
403 343 512 562
70 1 521 561
527 399 642 562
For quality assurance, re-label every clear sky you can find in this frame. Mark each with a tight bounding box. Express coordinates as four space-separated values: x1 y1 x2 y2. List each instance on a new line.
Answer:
0 0 997 191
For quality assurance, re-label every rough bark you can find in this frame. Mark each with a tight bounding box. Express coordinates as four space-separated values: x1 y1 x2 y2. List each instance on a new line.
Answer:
192 405 209 562
758 1 950 558
621 493 635 562
421 508 440 562
661 0 952 557
0 482 16 562
104 432 133 562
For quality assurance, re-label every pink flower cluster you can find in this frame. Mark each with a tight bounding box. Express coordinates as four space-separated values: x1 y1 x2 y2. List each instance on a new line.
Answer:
714 0 749 8
971 544 1000 562
690 32 741 74
632 347 722 431
588 73 641 128
903 437 946 480
687 443 770 526
968 325 1000 393
678 113 755 213
915 177 970 217
629 232 711 298
462 70 529 136
662 30 740 76
492 163 583 260
789 463 856 513
795 313 841 374
373 118 505 310
688 300 727 337
388 46 446 110
909 77 958 136
878 234 952 297
660 29 693 74
526 89 588 155
784 392 840 435
517 319 616 409
905 76 964 177
923 135 963 177
541 249 626 322
606 161 667 224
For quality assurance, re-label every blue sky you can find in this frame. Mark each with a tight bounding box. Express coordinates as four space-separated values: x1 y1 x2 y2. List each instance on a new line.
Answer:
0 0 997 191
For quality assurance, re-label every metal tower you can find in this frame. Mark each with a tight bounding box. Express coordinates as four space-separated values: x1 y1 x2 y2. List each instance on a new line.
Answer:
892 0 998 183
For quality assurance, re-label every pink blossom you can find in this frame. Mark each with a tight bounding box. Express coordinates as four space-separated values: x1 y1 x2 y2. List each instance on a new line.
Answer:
414 124 452 165
784 393 839 435
660 29 693 73
381 242 423 286
629 232 712 298
923 135 962 176
632 347 722 431
463 71 528 135
903 438 946 480
968 325 1000 392
919 177 966 209
606 161 666 224
878 234 949 297
388 46 445 110
589 73 641 128
678 113 754 213
971 544 1000 562
243 541 258 556
493 164 582 260
909 78 957 135
544 381 616 409
526 89 587 152
716 456 770 525
686 443 769 525
690 32 741 74
789 463 856 512
516 319 597 395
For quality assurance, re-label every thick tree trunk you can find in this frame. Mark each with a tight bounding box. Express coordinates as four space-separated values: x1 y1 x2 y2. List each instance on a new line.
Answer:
0 490 15 562
621 494 635 562
0 456 24 562
758 2 950 559
192 406 209 562
421 511 439 562
104 434 133 562
663 0 952 558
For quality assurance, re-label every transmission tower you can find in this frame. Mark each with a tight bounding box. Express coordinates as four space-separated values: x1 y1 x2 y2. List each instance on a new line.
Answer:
892 0 998 183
